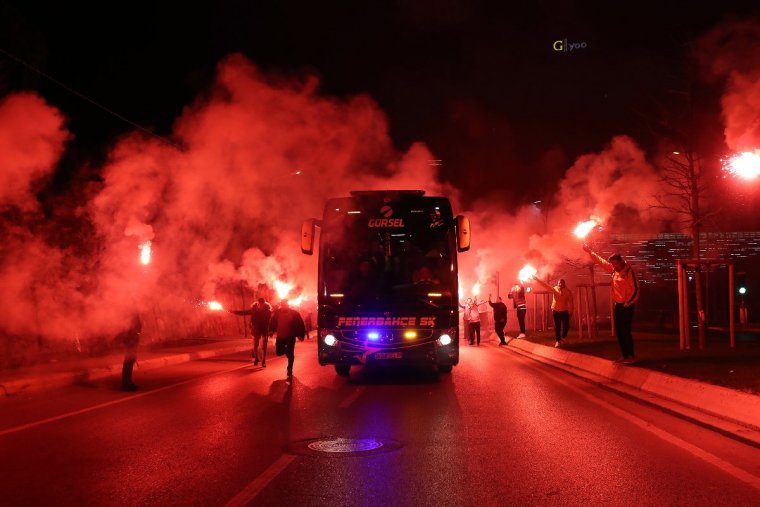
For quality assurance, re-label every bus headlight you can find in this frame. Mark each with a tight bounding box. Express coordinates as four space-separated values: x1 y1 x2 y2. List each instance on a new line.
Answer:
438 334 452 346
324 334 338 347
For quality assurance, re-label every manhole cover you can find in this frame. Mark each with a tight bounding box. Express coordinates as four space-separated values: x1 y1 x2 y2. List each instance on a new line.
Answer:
285 437 402 457
307 438 384 453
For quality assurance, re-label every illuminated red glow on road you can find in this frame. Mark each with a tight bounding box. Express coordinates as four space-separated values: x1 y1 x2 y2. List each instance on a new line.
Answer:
723 151 760 180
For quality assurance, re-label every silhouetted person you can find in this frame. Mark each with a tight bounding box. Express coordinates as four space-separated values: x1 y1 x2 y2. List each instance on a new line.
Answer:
584 244 639 364
304 309 313 339
533 276 574 347
413 265 439 285
350 259 378 297
230 297 272 367
488 294 508 346
269 299 306 378
120 312 142 392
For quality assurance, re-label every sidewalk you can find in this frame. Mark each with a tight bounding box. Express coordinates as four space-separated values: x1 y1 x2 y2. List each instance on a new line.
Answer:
0 337 252 397
502 332 760 447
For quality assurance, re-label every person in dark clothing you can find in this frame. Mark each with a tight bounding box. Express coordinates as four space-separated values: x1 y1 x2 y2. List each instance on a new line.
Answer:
349 259 379 296
413 265 440 285
120 311 142 392
488 294 508 346
230 297 273 367
304 309 313 340
269 299 306 378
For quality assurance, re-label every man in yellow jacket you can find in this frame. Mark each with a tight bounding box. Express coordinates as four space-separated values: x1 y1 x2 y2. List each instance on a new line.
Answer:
583 244 640 364
532 276 573 347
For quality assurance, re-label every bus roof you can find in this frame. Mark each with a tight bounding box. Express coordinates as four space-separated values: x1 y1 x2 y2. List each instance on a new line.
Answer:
349 190 425 197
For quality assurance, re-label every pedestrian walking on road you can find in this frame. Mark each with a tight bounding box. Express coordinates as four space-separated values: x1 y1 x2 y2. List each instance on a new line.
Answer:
532 276 574 347
488 294 508 346
230 297 272 367
459 298 485 345
120 311 142 392
269 299 306 378
304 308 313 340
507 283 528 338
584 244 639 364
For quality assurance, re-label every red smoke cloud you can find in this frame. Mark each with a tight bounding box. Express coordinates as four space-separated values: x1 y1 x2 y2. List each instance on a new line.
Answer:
458 18 760 294
0 93 77 348
0 53 454 360
96 54 453 309
0 92 68 208
2 22 756 358
698 19 760 152
457 136 661 297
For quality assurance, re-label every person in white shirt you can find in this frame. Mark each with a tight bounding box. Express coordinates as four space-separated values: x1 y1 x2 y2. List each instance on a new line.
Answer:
459 298 486 345
507 283 528 338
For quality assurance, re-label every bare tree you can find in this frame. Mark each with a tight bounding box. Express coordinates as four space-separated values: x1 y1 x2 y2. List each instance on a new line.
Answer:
653 147 716 347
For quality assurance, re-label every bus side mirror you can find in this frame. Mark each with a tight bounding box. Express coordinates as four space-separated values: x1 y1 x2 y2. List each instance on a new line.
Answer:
301 219 319 255
456 215 471 252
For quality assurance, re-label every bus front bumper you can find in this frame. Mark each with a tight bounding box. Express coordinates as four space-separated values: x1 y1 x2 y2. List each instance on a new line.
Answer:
318 339 458 368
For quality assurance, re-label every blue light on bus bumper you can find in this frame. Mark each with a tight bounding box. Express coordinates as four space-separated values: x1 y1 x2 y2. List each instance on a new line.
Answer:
367 331 380 341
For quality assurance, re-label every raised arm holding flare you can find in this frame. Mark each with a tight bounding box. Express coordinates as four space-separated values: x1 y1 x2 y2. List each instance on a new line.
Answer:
229 297 272 367
583 243 639 363
459 298 486 346
532 276 574 347
507 283 528 338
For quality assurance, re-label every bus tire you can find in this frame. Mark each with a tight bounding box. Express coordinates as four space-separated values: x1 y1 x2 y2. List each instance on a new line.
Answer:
335 365 351 377
438 364 453 374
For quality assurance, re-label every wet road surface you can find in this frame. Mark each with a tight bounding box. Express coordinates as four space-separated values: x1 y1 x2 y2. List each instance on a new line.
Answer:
1 340 759 506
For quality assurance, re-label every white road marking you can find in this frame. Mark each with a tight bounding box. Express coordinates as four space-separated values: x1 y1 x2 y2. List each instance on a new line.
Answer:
528 358 760 492
338 387 366 409
225 454 296 507
0 362 255 437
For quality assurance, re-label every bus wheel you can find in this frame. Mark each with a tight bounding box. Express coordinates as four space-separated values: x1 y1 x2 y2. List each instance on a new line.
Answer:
438 364 453 374
335 365 351 377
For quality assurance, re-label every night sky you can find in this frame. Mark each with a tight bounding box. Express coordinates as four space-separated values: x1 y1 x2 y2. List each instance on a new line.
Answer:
2 0 760 208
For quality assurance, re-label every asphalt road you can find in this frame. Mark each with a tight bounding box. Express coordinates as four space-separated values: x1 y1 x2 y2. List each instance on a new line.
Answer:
1 340 759 506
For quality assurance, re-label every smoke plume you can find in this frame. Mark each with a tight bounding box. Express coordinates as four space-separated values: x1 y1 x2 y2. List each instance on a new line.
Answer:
697 19 760 152
0 53 455 360
456 135 661 297
0 92 68 209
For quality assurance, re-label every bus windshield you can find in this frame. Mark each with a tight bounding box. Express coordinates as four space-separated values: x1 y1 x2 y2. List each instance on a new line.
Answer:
321 208 455 302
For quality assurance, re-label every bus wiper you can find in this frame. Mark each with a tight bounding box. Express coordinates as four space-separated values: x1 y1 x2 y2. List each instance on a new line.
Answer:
415 296 440 309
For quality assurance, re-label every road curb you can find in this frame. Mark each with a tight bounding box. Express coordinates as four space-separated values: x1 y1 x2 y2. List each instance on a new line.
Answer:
507 338 760 433
0 343 252 397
